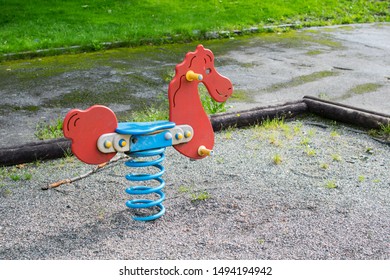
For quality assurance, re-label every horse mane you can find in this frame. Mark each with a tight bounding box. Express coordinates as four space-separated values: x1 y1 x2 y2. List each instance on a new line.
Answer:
175 44 213 74
169 45 213 107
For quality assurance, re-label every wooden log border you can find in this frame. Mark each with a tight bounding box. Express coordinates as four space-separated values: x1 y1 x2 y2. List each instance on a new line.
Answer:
0 138 71 167
303 96 390 129
1 96 389 166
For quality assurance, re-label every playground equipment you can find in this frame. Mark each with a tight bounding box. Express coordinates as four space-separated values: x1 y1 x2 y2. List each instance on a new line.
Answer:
63 45 233 221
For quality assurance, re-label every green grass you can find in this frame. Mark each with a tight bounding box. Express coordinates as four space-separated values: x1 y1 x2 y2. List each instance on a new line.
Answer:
199 84 227 115
35 118 64 140
128 86 226 122
379 122 390 135
1 0 389 55
191 191 211 202
129 104 169 122
368 122 390 141
325 180 337 189
272 154 282 165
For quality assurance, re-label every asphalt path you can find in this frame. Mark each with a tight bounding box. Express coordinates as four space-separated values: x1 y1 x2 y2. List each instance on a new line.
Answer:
0 23 389 147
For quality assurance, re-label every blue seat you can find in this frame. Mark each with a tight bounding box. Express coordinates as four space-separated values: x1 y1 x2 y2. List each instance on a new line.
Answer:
116 120 176 135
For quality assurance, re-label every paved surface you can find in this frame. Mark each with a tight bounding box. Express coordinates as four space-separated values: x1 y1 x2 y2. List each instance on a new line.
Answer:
0 23 389 148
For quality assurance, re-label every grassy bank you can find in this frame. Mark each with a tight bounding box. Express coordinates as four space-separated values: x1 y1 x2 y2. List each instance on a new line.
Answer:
1 0 389 55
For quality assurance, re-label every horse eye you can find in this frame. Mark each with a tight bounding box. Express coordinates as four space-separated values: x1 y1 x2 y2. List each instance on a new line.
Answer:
205 68 211 74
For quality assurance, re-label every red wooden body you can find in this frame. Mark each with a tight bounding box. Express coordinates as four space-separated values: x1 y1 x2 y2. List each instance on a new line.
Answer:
168 45 233 159
63 105 117 164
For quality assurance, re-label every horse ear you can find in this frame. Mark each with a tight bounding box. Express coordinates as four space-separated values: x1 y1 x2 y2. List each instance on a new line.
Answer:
196 44 214 61
196 44 205 51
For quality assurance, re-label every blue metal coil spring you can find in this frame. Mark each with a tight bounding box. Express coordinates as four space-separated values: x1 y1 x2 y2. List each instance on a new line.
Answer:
124 147 166 221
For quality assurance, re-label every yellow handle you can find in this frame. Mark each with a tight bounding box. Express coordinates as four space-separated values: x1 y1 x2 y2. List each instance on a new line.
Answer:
198 145 214 157
186 70 203 82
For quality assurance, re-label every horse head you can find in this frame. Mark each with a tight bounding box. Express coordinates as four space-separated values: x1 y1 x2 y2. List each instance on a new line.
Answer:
168 45 233 159
171 44 233 104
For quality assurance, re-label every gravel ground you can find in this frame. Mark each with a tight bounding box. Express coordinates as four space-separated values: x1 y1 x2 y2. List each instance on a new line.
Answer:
0 117 389 260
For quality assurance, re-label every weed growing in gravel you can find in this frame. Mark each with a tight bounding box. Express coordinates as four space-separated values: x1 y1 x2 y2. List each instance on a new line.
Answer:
305 148 316 157
331 154 342 162
325 180 337 189
293 122 302 134
358 175 365 183
257 238 266 245
5 167 32 182
0 167 6 176
380 122 390 135
1 188 12 197
10 174 21 181
253 117 297 143
178 185 191 193
369 122 390 141
260 117 287 130
178 186 211 202
223 126 237 140
300 137 311 146
191 191 211 202
35 118 64 140
215 156 225 164
320 163 329 169
272 154 282 165
330 130 340 138
199 85 227 115
307 128 316 137
224 130 233 140
269 133 282 147
97 208 106 221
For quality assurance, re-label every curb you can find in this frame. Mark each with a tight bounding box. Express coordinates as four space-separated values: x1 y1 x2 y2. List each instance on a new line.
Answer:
1 96 389 166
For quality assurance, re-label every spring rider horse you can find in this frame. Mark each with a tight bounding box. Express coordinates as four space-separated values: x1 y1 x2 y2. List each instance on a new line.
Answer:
63 45 233 221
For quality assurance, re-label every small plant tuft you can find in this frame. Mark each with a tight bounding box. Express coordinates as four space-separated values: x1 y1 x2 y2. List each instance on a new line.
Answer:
320 163 329 169
191 191 211 202
330 130 340 138
331 154 342 162
305 148 316 156
325 180 337 189
35 118 64 140
178 185 191 193
380 122 390 135
272 154 282 165
199 85 227 115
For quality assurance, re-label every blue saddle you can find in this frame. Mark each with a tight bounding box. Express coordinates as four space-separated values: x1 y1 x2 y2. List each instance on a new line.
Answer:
116 120 175 135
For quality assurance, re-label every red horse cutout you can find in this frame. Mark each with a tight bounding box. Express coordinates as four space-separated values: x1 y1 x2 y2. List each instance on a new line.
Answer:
168 44 233 159
63 45 233 164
